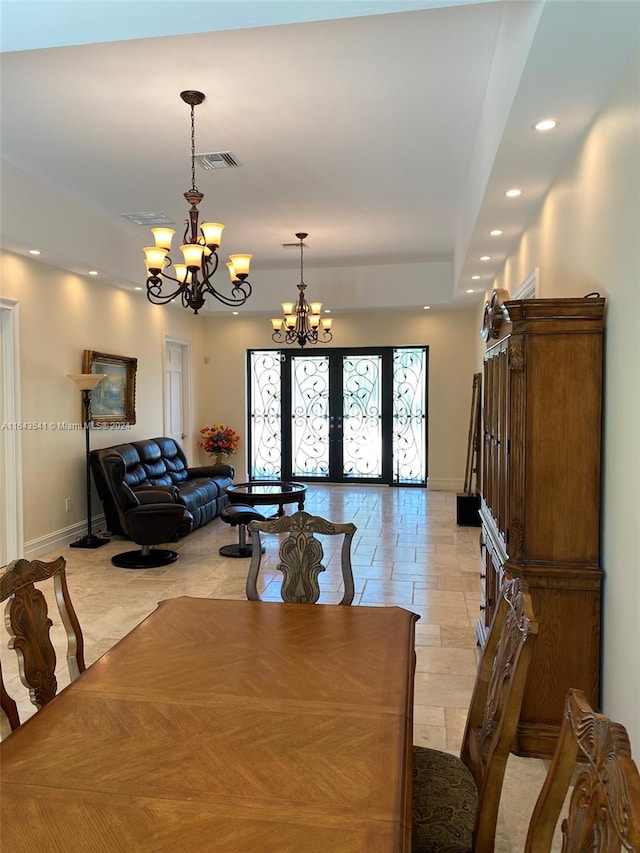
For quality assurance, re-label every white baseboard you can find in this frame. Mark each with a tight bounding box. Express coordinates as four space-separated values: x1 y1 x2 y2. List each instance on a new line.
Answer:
427 478 462 491
23 514 107 560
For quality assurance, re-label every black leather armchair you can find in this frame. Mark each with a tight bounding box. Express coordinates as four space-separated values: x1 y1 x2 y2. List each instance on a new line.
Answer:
98 459 194 568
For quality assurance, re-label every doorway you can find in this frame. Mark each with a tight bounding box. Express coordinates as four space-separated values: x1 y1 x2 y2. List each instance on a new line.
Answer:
164 338 192 458
248 347 427 485
0 298 23 565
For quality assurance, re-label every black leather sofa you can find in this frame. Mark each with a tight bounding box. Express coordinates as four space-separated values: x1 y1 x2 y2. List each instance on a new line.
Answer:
90 437 234 537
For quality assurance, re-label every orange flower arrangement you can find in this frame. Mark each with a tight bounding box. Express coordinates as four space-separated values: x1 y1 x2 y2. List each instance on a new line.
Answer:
199 424 239 459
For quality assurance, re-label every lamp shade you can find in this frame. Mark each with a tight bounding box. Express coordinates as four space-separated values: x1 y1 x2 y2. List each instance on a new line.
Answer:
228 254 252 277
181 243 206 270
151 227 175 251
143 246 168 273
66 373 106 392
172 264 189 284
201 222 224 247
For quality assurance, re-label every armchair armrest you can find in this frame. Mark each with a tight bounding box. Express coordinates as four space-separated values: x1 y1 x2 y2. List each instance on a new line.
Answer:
134 487 178 505
124 503 193 542
187 463 234 479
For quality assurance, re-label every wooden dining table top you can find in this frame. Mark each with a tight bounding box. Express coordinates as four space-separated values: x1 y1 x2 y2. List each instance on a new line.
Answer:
1 596 419 852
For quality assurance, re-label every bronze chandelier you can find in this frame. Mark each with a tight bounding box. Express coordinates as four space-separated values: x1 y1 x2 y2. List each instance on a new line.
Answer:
143 91 253 315
271 233 333 348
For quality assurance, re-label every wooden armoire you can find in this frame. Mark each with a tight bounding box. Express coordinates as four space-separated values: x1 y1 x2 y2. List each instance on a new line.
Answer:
478 295 605 758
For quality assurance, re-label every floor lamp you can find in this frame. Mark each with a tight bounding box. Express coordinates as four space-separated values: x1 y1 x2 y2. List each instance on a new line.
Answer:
66 372 110 549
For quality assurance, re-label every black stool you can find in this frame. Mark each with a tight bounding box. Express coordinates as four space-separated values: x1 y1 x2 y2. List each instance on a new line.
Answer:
219 504 266 558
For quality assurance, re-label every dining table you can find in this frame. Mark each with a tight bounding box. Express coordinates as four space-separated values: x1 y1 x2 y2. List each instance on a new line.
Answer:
1 596 419 852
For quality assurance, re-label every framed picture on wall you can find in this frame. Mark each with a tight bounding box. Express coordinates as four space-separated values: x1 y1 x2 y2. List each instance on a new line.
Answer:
83 350 137 424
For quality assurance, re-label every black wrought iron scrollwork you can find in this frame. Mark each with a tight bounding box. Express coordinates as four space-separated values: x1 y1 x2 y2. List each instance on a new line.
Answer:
342 356 382 478
292 356 330 476
249 352 283 478
392 348 427 483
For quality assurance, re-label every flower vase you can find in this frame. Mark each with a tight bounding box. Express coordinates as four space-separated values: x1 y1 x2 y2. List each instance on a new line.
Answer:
213 453 224 465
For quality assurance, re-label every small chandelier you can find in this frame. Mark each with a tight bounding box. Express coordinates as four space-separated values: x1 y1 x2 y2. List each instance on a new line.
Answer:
143 90 253 315
271 232 333 348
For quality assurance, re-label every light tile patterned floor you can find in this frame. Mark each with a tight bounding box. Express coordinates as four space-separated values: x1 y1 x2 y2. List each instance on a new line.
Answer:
1 485 560 850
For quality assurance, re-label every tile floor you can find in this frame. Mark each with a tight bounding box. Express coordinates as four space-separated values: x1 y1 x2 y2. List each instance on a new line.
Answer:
1 485 563 850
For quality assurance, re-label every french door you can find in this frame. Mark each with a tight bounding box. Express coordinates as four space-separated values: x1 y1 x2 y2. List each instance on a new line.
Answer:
248 347 427 485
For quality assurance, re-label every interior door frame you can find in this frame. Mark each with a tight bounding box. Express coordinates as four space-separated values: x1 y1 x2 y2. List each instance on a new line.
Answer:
0 297 24 564
163 336 193 460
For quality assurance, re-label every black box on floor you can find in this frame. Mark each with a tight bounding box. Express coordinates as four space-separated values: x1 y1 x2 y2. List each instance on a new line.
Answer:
456 493 481 527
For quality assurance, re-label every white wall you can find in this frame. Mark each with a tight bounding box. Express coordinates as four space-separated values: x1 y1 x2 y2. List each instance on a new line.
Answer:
0 252 208 553
491 52 640 751
202 307 478 488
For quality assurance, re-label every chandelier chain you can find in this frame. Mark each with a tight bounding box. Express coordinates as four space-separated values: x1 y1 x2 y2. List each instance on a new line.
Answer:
190 104 197 193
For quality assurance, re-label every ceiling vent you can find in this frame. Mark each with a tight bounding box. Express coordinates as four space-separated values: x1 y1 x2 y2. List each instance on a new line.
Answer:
121 212 176 226
195 151 241 170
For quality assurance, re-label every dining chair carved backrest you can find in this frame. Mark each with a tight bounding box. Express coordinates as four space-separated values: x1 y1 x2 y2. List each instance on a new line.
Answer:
1 659 20 732
246 510 356 605
0 556 85 731
524 688 640 853
412 576 539 853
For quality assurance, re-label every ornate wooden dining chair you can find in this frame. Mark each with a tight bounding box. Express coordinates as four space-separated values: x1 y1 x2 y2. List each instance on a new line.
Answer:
524 688 640 852
412 576 538 853
0 556 85 730
246 510 356 604
1 659 20 733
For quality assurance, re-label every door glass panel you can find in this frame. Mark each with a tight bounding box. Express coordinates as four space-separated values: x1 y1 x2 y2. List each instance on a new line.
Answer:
342 354 382 479
249 351 282 478
392 347 427 484
291 355 329 477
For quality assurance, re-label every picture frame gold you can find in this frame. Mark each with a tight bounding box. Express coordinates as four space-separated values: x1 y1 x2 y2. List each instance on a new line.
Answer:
82 350 137 424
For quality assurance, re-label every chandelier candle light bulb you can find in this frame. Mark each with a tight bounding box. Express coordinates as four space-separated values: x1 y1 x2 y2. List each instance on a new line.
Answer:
143 90 254 315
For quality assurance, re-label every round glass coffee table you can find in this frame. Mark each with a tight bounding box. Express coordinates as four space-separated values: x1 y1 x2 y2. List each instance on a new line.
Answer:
226 480 307 517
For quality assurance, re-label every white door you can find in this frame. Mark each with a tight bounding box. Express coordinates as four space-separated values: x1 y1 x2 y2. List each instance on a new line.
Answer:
0 300 23 565
164 339 191 455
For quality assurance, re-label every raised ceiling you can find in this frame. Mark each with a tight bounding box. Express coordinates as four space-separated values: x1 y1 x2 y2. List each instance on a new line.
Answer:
1 0 638 313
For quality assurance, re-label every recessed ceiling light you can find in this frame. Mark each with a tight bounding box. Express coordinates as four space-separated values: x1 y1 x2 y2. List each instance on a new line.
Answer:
466 289 475 294
88 270 99 276
480 256 491 261
232 311 239 315
471 275 481 280
534 119 558 131
423 305 431 310
489 229 503 237
505 188 522 198
134 286 143 291
323 308 331 314
28 249 40 255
